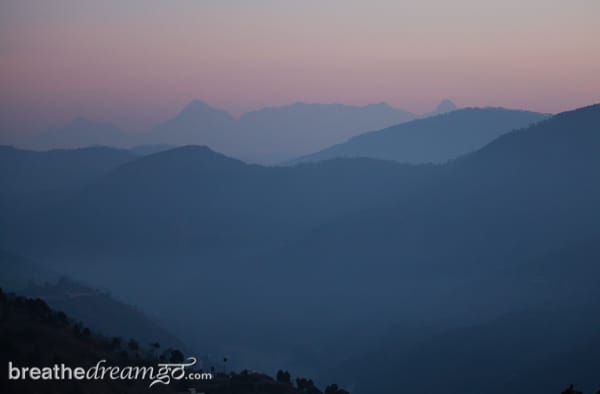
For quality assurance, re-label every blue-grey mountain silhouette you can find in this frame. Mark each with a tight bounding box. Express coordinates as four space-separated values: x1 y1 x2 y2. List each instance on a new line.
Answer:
2 103 599 392
149 99 237 152
148 100 420 163
234 102 417 162
24 99 456 163
422 98 457 117
28 118 133 150
0 145 135 226
291 107 548 165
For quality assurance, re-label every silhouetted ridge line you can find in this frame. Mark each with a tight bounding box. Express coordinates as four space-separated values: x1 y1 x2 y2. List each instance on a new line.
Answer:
290 107 548 165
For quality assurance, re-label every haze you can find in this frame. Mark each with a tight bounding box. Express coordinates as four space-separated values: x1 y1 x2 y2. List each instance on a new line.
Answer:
1 0 599 136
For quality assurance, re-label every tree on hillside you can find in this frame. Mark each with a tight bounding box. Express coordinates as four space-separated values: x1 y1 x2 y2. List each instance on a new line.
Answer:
110 336 122 350
169 349 184 363
72 323 82 337
150 342 160 357
127 338 139 352
276 370 291 384
296 377 321 394
325 383 349 394
562 384 582 394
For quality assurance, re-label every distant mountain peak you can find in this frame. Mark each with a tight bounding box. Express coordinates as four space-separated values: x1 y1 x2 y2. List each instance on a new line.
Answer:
420 99 458 118
184 99 211 110
145 144 242 164
28 117 128 150
177 99 233 120
366 102 393 109
116 144 248 177
435 99 457 113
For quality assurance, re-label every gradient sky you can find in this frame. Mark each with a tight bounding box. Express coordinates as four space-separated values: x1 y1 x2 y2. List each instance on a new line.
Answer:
1 0 599 139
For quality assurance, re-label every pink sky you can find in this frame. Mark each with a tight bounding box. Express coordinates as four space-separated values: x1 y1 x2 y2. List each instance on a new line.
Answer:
1 0 599 138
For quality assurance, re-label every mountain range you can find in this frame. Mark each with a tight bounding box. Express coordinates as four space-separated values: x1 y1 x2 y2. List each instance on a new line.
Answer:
291 107 548 164
1 103 599 393
28 118 130 150
22 100 456 163
0 288 348 394
0 249 182 351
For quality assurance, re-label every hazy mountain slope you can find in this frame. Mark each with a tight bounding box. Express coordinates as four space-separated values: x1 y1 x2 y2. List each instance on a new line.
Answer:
0 145 136 230
150 99 237 151
3 103 599 379
328 307 600 394
0 249 57 290
7 104 599 314
0 145 135 197
421 98 457 118
15 145 430 260
291 107 548 165
235 102 417 161
0 290 178 394
129 143 174 156
21 277 182 350
321 236 600 394
262 105 600 292
23 99 449 163
28 118 133 150
209 103 600 353
271 103 600 378
0 288 346 394
0 250 181 349
2 145 433 372
142 100 424 163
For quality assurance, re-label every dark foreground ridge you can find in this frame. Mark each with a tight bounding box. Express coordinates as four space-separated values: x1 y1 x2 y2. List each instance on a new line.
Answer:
0 288 349 394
